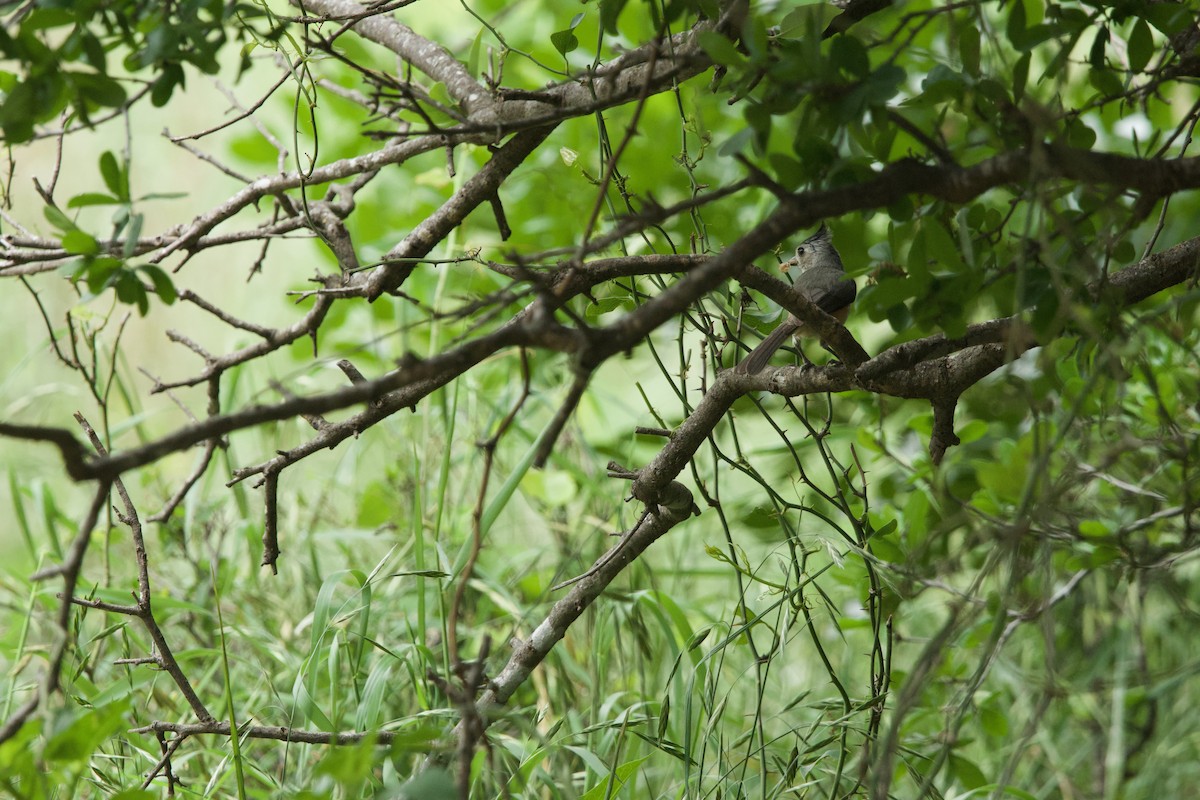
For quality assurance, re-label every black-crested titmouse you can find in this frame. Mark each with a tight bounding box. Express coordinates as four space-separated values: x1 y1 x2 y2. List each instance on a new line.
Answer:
735 224 856 375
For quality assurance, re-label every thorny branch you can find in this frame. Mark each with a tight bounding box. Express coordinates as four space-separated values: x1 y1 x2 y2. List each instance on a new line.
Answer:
4 234 1195 487
2 0 1200 791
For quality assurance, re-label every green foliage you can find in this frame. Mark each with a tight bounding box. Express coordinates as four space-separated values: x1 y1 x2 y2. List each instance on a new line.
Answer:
42 150 178 315
1 0 1198 799
0 0 274 142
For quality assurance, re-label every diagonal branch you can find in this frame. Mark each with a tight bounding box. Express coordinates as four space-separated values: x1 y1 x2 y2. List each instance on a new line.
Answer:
294 0 487 113
473 494 695 714
366 125 557 297
5 233 1196 487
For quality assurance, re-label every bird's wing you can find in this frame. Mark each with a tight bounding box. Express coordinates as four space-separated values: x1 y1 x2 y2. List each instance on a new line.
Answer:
797 269 856 314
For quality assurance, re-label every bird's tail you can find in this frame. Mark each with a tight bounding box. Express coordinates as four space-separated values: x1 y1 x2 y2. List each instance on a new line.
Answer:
734 321 798 375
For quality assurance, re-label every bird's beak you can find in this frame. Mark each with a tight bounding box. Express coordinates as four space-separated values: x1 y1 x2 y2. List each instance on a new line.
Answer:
780 256 800 272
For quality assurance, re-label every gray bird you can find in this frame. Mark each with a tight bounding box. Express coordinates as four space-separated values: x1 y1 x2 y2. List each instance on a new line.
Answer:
735 224 856 375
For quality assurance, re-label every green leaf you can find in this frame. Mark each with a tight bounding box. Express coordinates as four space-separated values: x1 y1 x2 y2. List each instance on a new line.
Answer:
685 626 713 651
44 700 129 763
718 126 754 157
1005 0 1060 51
868 527 903 562
70 70 127 108
1063 117 1096 149
99 151 127 201
744 102 771 152
580 756 651 800
355 662 392 730
123 211 143 258
23 7 74 30
950 753 988 790
767 153 805 190
920 64 967 104
550 28 579 57
1088 26 1108 69
551 13 583 57
830 34 869 79
80 32 107 72
1005 0 1026 45
959 25 980 76
396 768 456 800
466 28 484 77
981 703 1010 737
76 256 120 294
1012 52 1030 102
860 64 906 107
43 204 76 232
599 0 628 34
62 229 99 255
315 733 377 785
868 518 899 540
1089 66 1124 97
904 488 931 544
480 427 543 535
1112 238 1136 262
150 64 184 107
1127 18 1152 73
780 3 839 38
1 88 35 141
792 132 838 179
139 264 177 304
1143 4 1194 36
887 195 914 221
697 31 745 68
311 570 367 652
67 192 120 208
519 469 577 507
114 269 149 314
907 227 930 281
885 299 913 332
922 220 966 275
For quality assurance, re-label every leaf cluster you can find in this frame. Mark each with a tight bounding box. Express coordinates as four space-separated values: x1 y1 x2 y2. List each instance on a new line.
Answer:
0 0 272 142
